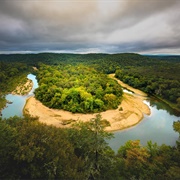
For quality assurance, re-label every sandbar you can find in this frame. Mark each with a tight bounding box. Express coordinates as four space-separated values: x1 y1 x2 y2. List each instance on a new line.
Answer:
12 79 33 95
24 74 150 131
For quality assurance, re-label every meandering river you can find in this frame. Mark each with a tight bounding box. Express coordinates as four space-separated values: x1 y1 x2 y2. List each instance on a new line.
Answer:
2 74 179 152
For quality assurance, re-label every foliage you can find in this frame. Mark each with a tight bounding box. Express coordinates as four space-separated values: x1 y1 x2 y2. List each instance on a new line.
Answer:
0 62 29 92
35 64 123 113
0 53 179 110
174 120 180 149
0 61 30 111
0 116 180 179
1 53 179 108
0 96 6 112
116 139 180 179
115 60 180 110
174 120 180 134
67 114 115 179
0 53 180 178
0 116 85 179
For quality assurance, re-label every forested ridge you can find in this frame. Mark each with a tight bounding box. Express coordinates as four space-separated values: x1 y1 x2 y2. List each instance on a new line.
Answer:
0 115 180 179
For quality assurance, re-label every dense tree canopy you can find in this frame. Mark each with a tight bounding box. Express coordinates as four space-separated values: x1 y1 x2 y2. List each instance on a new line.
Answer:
0 53 179 111
35 64 123 113
0 116 180 179
0 53 180 179
115 61 180 111
0 116 86 179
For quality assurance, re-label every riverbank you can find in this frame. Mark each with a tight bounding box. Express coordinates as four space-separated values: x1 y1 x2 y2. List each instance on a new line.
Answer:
12 78 33 95
108 74 147 97
110 74 180 114
0 96 6 116
150 95 180 115
24 93 150 131
24 74 151 131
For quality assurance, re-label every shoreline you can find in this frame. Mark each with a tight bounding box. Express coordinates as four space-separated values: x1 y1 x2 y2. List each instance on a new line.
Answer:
24 94 150 131
12 79 33 96
111 74 180 114
150 95 180 115
108 74 147 97
0 78 33 116
24 75 151 131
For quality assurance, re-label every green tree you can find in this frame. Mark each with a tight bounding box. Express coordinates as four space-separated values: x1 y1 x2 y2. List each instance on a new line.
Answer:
0 116 85 179
104 93 118 109
68 114 114 179
117 140 150 179
177 98 180 108
35 64 123 113
173 120 180 149
0 118 18 179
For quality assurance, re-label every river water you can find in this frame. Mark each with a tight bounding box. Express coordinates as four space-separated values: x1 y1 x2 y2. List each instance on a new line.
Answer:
1 74 179 152
108 99 179 152
1 74 38 119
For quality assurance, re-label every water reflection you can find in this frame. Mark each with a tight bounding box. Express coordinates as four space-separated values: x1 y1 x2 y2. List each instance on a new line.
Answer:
148 96 180 116
108 99 179 152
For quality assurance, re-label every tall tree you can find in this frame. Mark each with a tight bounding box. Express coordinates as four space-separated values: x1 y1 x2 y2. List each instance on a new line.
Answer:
68 114 114 179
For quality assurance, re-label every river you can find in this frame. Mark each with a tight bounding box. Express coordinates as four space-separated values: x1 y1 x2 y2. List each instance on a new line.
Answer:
1 74 179 152
108 99 179 152
1 74 38 118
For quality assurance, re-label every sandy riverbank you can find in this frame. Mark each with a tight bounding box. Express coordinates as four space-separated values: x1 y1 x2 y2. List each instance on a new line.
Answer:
24 93 150 131
108 74 147 97
12 79 33 95
24 74 150 131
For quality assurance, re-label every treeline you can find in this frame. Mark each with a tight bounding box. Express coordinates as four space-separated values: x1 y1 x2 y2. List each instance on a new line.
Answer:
35 64 123 113
115 62 180 109
0 115 180 179
0 53 156 73
0 62 29 92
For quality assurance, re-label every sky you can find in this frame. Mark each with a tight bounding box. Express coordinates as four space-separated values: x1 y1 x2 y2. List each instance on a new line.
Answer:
0 0 180 54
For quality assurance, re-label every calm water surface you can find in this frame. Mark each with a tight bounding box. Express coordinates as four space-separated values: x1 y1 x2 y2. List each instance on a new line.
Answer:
2 74 38 118
2 74 179 152
108 98 179 152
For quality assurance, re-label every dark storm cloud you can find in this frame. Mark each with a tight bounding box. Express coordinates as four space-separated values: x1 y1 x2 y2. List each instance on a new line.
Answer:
0 0 180 54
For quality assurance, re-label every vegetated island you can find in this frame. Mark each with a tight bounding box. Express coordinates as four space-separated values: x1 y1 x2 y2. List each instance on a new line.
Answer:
24 74 150 131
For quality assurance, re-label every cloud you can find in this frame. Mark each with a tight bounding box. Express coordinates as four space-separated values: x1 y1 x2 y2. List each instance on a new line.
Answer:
0 0 180 54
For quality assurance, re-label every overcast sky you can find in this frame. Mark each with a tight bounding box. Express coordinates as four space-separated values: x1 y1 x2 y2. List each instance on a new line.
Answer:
0 0 180 54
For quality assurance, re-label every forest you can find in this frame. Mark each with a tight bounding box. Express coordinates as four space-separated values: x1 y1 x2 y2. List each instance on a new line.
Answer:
34 64 122 113
115 62 180 110
0 53 180 179
0 53 179 111
0 115 180 179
